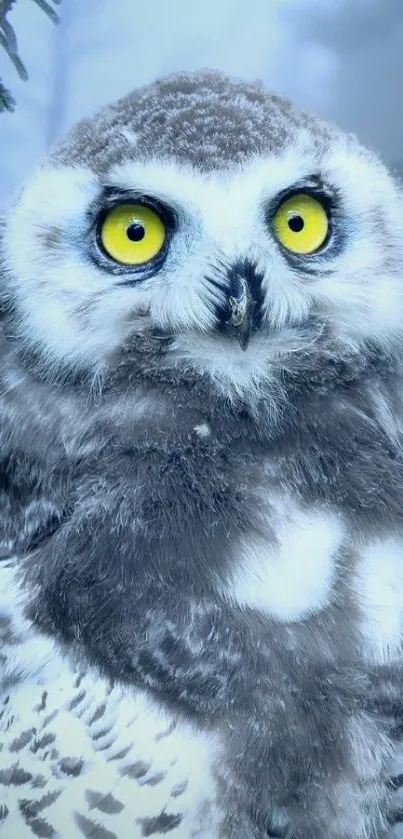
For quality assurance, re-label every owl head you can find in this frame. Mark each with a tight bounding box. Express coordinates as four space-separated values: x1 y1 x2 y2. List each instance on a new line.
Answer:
2 70 403 408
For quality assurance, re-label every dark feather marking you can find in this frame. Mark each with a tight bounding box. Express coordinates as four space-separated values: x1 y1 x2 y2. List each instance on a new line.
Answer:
120 760 151 779
35 692 48 713
106 745 132 762
0 614 18 645
10 728 36 752
69 690 86 711
91 727 113 743
57 757 84 777
155 722 176 742
19 790 61 818
139 772 165 787
0 804 9 821
28 818 56 838
42 711 58 727
74 812 117 839
31 775 47 789
0 766 33 785
86 790 124 815
171 781 188 798
30 732 56 753
88 703 107 725
138 813 182 835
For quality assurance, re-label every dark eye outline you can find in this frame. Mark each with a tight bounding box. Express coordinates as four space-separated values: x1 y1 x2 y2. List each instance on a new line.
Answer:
89 189 176 282
265 176 346 272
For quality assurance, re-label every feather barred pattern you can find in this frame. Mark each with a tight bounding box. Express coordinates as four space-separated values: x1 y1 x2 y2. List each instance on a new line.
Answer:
0 564 224 839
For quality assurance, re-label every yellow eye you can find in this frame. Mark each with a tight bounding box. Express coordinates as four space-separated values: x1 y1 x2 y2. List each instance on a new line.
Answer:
100 203 166 265
272 193 329 255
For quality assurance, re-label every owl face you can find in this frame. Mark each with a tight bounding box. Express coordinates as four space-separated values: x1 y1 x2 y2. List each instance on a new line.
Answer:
3 71 403 401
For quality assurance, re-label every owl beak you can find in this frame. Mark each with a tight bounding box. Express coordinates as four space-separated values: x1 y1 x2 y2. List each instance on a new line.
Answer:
226 277 253 351
218 260 263 351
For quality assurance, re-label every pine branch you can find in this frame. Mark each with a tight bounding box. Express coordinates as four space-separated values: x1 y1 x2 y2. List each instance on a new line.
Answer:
0 0 60 111
0 77 15 111
32 0 60 26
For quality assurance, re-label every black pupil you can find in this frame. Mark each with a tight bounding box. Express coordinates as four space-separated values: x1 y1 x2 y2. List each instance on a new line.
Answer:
288 214 304 233
126 222 146 242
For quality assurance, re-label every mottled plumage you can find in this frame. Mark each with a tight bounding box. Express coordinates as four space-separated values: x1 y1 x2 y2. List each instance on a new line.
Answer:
1 70 403 837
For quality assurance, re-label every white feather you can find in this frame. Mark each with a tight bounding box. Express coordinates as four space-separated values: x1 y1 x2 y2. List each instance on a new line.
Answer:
218 500 345 620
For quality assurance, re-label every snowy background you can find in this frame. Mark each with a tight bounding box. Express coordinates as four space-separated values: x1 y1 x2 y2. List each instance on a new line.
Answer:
1 0 403 207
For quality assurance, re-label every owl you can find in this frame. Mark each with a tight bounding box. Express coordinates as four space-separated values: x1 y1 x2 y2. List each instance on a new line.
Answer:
2 69 403 839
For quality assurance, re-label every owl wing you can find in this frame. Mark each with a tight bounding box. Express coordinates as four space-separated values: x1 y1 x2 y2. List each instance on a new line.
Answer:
0 560 226 839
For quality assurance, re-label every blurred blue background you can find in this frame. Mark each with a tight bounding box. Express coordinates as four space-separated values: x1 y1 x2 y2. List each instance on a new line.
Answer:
1 0 402 206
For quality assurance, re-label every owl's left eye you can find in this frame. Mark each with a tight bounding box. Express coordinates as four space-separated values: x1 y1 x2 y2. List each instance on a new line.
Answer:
272 193 330 255
99 203 166 266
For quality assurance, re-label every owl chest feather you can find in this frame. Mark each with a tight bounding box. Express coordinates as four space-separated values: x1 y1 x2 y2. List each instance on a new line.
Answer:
68 378 403 670
6 380 403 838
7 353 403 668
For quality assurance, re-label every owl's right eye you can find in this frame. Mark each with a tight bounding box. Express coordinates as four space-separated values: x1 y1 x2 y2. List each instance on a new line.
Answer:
99 203 167 266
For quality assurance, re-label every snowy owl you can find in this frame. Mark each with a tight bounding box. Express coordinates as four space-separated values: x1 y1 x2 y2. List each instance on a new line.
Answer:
1 70 403 838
